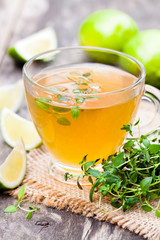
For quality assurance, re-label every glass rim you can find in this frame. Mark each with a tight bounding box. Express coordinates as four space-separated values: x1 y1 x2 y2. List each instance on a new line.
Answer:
23 46 146 98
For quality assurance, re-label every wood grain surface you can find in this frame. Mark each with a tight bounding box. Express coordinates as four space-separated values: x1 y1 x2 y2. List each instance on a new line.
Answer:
0 0 159 239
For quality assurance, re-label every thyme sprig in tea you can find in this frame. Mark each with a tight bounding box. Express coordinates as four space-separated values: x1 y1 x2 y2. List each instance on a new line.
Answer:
65 123 160 217
34 71 100 124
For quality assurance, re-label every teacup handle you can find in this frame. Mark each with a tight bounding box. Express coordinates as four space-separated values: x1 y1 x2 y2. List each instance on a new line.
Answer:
132 84 160 137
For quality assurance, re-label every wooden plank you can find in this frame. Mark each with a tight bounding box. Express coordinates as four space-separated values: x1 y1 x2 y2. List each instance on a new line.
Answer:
0 0 25 64
0 194 143 240
0 0 50 85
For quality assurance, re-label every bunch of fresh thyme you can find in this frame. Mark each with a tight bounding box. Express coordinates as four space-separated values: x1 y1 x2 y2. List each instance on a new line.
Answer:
65 122 160 217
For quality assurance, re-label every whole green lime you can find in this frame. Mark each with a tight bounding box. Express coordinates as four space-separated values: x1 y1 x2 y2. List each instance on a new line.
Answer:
123 30 160 89
79 9 138 51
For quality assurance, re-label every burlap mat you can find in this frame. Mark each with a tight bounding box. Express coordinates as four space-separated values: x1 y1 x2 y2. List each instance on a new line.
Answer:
8 146 160 240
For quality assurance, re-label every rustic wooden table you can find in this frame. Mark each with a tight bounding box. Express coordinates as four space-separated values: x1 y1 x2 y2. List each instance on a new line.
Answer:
0 0 159 239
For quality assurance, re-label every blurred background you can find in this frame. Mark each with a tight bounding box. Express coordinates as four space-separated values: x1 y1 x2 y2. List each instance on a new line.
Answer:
1 0 160 111
1 0 160 73
1 0 160 102
1 0 159 47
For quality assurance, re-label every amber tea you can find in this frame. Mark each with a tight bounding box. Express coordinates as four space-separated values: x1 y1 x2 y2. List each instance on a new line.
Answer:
25 63 142 169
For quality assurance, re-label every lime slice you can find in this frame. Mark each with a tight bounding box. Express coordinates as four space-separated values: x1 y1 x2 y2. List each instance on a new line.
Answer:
0 138 26 190
8 27 57 63
0 108 42 150
0 80 24 112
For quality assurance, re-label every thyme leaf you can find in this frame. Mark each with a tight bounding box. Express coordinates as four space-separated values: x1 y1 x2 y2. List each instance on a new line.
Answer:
35 97 52 111
57 117 71 126
71 106 80 120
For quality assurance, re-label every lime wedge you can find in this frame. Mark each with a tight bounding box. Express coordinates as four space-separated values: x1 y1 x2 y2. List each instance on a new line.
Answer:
0 108 42 150
8 27 57 63
0 80 24 112
0 138 26 190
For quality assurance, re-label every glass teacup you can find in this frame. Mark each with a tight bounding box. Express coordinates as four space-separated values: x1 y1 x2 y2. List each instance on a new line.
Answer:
23 47 160 184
